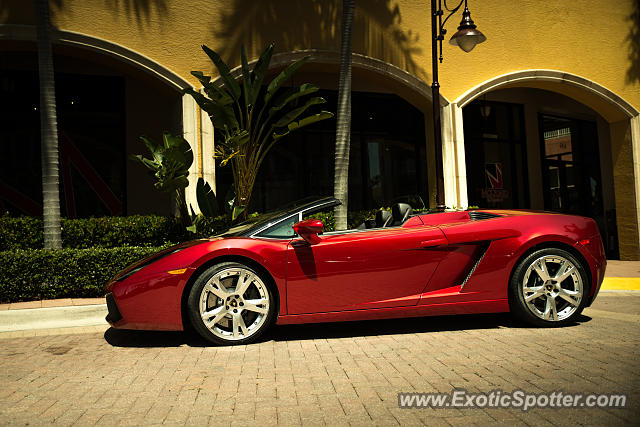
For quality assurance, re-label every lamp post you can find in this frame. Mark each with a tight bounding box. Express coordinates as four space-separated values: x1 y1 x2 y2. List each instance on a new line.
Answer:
431 0 485 210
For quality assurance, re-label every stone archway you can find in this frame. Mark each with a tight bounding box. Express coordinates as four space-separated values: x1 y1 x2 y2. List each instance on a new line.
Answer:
449 69 640 259
0 24 209 214
0 25 192 90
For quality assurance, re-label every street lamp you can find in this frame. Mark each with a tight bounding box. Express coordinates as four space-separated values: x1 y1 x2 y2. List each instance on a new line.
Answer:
431 0 485 210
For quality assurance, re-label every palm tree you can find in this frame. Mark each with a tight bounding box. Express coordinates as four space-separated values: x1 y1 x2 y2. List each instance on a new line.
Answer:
333 0 355 231
35 0 62 249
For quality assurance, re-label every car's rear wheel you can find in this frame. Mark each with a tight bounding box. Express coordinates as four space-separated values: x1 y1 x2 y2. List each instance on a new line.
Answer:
187 262 275 345
509 248 589 327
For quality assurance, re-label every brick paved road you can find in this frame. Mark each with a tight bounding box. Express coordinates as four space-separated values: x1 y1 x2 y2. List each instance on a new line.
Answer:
1 292 638 426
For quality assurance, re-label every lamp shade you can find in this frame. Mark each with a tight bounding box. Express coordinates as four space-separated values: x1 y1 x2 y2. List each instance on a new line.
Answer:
449 6 486 53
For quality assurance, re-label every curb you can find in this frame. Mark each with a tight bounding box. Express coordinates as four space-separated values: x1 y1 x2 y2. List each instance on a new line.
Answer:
600 277 640 291
0 304 107 333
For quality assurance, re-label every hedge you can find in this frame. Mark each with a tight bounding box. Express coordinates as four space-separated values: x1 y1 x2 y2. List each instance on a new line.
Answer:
0 208 422 302
0 210 388 251
0 214 231 250
0 246 170 303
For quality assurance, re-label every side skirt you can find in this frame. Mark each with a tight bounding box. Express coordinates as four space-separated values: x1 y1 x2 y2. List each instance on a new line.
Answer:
276 299 509 325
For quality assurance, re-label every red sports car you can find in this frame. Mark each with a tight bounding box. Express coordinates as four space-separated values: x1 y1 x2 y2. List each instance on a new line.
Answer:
105 197 606 345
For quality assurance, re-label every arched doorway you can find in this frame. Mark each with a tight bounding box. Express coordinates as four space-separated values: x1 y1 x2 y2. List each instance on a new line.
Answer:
213 50 446 212
454 70 640 259
0 27 191 217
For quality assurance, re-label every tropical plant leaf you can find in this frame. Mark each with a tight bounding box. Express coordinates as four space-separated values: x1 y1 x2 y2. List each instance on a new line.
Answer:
184 44 334 222
131 154 158 172
224 186 235 215
227 129 250 148
219 150 241 167
273 97 326 128
248 44 274 106
201 44 241 101
190 70 212 86
162 132 181 149
141 157 159 171
272 111 334 141
183 87 213 111
153 175 189 192
163 148 193 175
264 56 309 105
190 71 234 105
196 177 219 217
240 46 251 109
185 88 239 130
232 205 245 221
269 83 319 116
139 136 162 163
162 133 194 172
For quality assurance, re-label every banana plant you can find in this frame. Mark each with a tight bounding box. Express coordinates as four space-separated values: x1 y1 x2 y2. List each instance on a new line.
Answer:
184 44 334 220
195 177 219 217
131 132 193 227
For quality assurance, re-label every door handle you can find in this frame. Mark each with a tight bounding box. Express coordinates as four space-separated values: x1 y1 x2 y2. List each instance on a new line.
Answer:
420 237 448 248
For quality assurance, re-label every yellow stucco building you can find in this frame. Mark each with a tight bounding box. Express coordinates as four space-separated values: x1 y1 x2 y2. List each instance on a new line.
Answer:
1 0 639 259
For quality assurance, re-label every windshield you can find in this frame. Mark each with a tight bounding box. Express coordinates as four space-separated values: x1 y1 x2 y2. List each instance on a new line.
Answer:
215 197 339 238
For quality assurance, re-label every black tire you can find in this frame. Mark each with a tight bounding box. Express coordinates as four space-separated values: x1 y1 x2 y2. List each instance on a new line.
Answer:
187 262 276 345
509 248 589 327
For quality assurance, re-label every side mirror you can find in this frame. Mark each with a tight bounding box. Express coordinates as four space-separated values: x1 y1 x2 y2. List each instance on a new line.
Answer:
293 219 323 245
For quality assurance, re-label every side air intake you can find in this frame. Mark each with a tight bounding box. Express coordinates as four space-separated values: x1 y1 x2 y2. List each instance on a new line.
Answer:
468 211 501 221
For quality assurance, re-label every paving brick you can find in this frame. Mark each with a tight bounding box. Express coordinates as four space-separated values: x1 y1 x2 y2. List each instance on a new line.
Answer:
0 293 638 425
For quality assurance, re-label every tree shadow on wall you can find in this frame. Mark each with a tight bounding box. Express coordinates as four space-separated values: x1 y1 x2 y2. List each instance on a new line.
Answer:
0 0 62 25
626 0 640 84
103 0 168 27
212 0 427 80
0 0 167 28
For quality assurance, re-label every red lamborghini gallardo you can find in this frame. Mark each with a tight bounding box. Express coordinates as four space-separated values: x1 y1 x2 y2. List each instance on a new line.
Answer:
105 197 606 345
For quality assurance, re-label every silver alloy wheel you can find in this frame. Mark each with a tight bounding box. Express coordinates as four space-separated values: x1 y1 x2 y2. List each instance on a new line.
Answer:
198 267 270 341
521 255 583 321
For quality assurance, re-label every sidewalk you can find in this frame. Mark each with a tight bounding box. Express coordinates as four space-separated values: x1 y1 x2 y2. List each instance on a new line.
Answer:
1 261 638 334
0 299 107 334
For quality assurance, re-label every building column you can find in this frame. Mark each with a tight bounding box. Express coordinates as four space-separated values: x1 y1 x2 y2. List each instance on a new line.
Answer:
182 93 199 213
200 103 216 194
441 103 468 209
632 114 640 249
452 104 468 209
441 104 457 209
610 117 640 259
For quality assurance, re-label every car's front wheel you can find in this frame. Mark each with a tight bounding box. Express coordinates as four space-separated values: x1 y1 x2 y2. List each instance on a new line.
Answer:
187 262 275 345
509 248 589 327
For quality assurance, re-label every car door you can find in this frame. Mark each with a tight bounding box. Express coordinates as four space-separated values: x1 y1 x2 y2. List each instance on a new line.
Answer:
286 223 448 314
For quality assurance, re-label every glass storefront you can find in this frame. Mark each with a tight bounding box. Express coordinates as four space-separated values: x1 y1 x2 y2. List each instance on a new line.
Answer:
0 68 126 217
462 98 618 259
220 90 429 212
540 114 618 258
463 100 528 209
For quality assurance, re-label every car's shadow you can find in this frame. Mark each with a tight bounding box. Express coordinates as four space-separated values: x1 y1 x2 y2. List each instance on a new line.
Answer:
104 313 592 348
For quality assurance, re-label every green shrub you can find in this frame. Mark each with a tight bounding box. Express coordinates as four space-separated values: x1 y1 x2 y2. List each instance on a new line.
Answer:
0 215 190 250
0 216 45 250
189 215 232 238
0 246 169 303
60 216 187 248
0 207 423 302
0 208 400 251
